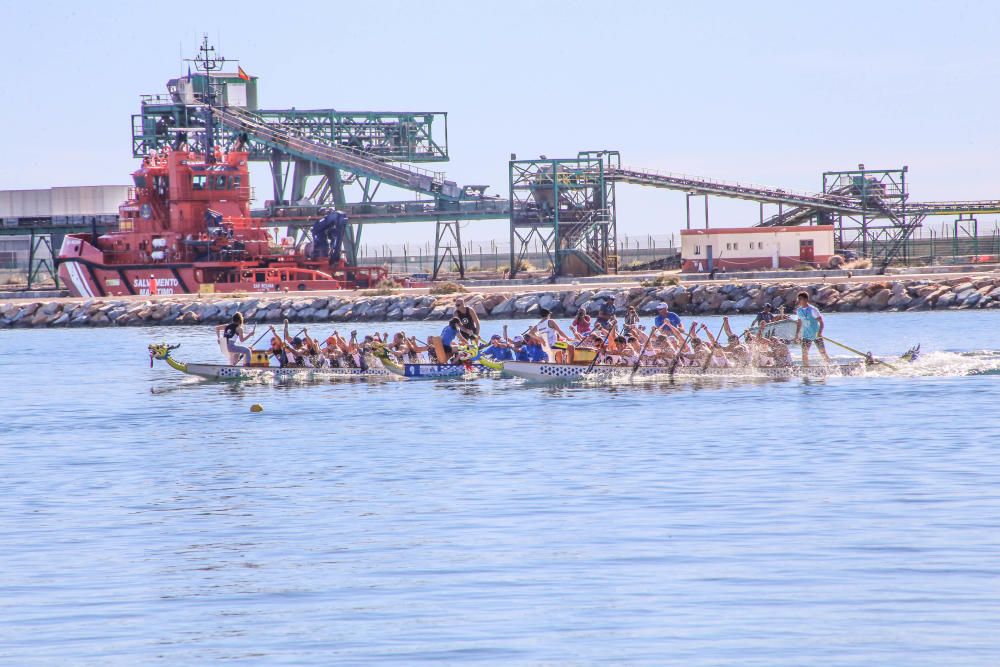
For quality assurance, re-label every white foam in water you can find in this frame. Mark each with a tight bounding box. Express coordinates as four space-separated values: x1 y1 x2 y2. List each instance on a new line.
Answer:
869 349 1000 378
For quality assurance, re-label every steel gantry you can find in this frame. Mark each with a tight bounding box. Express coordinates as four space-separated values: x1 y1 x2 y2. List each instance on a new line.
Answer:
509 151 619 277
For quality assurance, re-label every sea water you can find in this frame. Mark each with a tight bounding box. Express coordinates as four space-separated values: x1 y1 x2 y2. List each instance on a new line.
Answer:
1 310 999 665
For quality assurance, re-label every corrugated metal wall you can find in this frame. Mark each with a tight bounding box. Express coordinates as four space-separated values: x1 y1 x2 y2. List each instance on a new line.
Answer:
0 189 52 217
0 185 129 217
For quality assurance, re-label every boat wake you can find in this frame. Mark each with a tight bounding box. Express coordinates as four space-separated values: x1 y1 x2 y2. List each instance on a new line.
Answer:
870 350 1000 378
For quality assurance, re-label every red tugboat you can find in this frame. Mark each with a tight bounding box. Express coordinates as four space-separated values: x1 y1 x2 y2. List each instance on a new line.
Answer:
57 143 384 297
57 39 386 297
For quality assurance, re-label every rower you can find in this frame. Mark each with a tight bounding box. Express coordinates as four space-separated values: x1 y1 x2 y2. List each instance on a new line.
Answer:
521 332 549 363
595 302 616 330
268 335 289 367
440 317 463 360
480 334 513 361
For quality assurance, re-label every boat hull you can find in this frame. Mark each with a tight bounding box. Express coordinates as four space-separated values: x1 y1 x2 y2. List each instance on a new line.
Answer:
501 360 867 382
382 361 497 379
165 360 394 381
57 235 345 297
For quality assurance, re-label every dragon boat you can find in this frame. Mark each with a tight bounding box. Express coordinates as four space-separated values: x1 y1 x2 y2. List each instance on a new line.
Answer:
499 359 869 382
148 342 505 382
148 343 396 381
372 347 503 379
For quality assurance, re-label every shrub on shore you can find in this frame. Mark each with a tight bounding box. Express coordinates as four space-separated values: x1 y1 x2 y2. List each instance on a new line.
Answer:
360 279 400 296
429 281 467 295
641 274 681 287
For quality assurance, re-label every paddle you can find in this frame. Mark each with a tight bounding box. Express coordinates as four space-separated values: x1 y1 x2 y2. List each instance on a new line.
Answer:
629 325 657 378
668 326 698 377
700 321 727 371
821 336 899 371
585 325 616 373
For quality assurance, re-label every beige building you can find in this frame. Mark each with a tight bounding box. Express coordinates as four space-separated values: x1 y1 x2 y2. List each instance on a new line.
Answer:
680 225 835 272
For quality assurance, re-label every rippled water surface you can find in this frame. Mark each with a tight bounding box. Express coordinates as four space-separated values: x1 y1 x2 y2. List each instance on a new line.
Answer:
2 310 999 665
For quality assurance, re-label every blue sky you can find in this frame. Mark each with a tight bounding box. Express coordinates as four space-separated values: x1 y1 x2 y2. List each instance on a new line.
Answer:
2 0 999 245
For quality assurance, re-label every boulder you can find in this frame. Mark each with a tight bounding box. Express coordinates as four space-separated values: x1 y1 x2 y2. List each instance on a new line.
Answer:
954 287 976 303
886 293 912 309
40 301 61 316
538 293 561 312
869 289 892 309
934 292 957 309
403 305 431 319
960 292 981 309
482 293 508 312
574 290 594 308
491 297 517 316
513 295 538 313
671 289 691 308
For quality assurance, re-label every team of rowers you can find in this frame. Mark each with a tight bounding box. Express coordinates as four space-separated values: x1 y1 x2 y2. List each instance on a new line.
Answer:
217 292 832 370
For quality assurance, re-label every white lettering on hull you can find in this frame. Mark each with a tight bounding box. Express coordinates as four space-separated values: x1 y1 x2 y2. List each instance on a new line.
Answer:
133 276 180 296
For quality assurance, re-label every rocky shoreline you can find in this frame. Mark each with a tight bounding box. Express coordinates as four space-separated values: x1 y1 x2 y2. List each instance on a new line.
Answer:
3 276 1000 329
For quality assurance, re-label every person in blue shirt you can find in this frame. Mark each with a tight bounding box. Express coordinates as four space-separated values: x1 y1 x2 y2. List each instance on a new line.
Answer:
653 303 682 330
521 333 549 362
751 303 776 329
440 317 463 358
793 291 831 366
511 335 531 361
595 302 616 330
480 334 513 361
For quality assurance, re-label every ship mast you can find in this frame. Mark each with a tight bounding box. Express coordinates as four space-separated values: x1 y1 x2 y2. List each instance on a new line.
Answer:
184 35 237 164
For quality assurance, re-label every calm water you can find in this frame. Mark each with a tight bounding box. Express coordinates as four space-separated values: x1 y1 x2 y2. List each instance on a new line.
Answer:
1 310 999 665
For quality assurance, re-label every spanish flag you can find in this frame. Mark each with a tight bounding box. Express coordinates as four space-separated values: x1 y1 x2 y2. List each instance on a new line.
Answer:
238 66 250 82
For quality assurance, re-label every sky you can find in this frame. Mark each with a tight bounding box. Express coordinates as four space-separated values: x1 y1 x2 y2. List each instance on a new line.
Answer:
2 0 999 247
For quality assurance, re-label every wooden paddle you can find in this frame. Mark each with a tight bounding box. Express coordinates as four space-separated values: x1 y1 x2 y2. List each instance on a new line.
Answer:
700 321 727 371
821 336 898 371
668 326 698 377
629 325 657 378
585 325 616 373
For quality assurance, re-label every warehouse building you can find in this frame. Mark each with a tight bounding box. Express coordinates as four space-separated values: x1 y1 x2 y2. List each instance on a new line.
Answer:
680 225 835 272
0 185 129 282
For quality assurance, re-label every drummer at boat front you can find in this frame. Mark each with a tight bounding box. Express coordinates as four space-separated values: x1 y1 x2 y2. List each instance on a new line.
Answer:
534 307 571 349
453 298 481 342
793 291 831 366
216 313 254 366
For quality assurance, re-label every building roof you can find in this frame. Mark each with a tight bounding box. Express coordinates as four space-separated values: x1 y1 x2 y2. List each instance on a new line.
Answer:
680 225 835 236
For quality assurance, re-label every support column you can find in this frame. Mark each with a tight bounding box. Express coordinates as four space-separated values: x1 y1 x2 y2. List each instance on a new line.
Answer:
433 219 464 280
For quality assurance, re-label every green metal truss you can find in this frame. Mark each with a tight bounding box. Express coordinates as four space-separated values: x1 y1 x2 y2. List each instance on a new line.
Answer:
509 151 619 277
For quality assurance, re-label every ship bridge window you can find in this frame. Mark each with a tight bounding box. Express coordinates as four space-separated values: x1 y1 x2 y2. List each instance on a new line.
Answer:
192 175 207 190
214 175 227 190
255 272 265 282
232 176 241 189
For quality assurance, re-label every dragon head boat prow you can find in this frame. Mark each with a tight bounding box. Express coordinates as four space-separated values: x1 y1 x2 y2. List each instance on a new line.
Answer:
148 343 186 372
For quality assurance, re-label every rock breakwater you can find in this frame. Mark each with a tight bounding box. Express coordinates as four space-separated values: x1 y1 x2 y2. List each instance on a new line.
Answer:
3 276 1000 329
